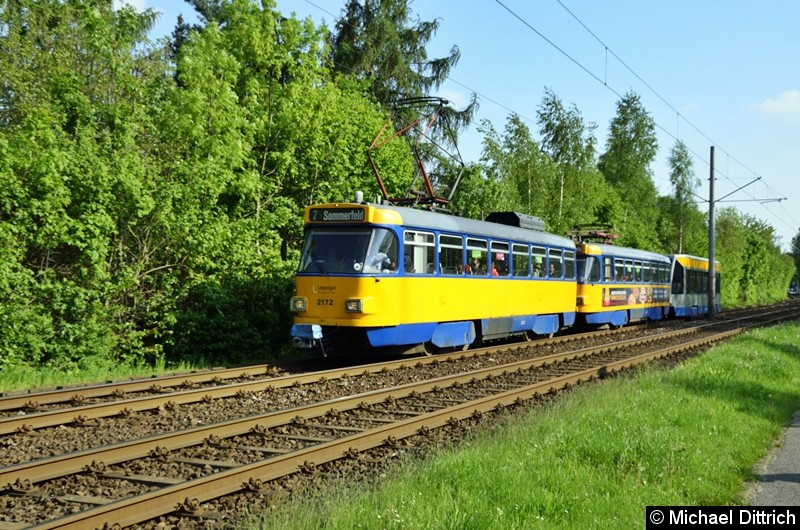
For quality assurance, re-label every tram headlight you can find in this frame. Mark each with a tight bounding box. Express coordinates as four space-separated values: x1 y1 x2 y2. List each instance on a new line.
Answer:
345 299 363 313
290 297 307 312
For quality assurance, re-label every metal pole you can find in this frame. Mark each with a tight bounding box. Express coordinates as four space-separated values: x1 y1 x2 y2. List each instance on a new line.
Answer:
708 146 716 320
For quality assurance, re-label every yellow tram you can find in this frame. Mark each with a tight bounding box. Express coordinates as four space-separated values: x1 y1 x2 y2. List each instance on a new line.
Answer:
576 242 672 327
290 197 577 355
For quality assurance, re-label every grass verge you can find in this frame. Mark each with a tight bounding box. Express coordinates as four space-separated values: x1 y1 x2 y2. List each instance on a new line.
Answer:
0 357 194 393
247 321 800 529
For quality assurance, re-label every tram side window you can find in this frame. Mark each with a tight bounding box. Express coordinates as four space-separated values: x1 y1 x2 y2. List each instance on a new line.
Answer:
634 261 642 282
532 246 546 277
614 259 624 282
512 244 529 277
603 257 614 282
439 234 463 275
548 249 563 278
364 228 399 273
585 256 601 282
467 238 488 275
404 230 436 274
564 250 575 279
491 241 510 276
672 262 684 293
698 270 708 294
624 260 634 282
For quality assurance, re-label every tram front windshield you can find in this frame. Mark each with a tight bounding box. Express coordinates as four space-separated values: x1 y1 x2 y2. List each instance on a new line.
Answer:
298 227 399 274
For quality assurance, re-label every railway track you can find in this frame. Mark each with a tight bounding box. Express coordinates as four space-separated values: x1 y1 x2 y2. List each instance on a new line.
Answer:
1 301 790 420
1 303 798 528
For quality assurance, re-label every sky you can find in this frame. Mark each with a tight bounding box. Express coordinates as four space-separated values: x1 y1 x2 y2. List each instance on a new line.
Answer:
125 0 799 251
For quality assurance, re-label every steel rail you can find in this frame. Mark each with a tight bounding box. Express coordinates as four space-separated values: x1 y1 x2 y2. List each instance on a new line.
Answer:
6 312 783 489
0 325 627 411
4 305 797 436
1 301 791 412
0 364 289 411
0 330 629 486
29 314 776 530
4 306 796 436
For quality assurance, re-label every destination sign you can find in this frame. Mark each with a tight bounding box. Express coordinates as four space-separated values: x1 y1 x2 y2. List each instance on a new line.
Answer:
309 207 366 223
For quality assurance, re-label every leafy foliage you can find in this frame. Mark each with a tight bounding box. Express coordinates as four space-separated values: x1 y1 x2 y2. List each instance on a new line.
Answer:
0 0 792 377
597 92 660 250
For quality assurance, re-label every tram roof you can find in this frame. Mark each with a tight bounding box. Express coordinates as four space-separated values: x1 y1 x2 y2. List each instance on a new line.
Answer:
379 203 577 248
311 201 576 248
669 254 721 270
578 242 671 263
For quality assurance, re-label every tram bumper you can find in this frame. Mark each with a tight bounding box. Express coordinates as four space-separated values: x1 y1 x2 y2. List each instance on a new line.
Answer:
291 324 323 348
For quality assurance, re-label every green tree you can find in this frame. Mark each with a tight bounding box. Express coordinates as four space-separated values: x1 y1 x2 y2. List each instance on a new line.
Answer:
0 0 165 369
666 139 701 253
328 0 476 182
656 195 707 256
160 0 414 361
478 115 556 220
537 88 596 219
597 91 660 250
330 0 457 106
535 88 616 234
790 230 800 290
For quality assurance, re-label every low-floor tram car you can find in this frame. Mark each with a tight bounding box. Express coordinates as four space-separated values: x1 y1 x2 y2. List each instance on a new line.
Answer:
576 242 672 328
669 254 721 317
290 196 578 355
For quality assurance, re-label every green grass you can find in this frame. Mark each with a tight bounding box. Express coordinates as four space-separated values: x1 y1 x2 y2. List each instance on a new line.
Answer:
247 321 800 529
0 356 198 394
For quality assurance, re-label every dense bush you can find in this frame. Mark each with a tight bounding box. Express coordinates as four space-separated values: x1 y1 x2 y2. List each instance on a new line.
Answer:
0 1 794 375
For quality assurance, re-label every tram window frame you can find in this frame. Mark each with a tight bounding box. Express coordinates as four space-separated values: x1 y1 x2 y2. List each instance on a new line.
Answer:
439 234 463 275
634 261 642 282
548 248 563 278
490 241 510 276
624 260 634 282
404 230 436 274
614 258 624 282
466 237 489 275
672 262 684 293
603 257 614 282
512 243 530 277
532 246 546 277
584 256 601 282
564 250 575 279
